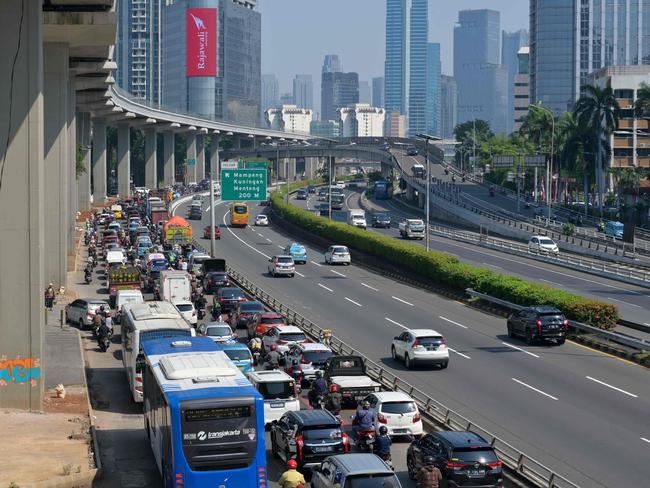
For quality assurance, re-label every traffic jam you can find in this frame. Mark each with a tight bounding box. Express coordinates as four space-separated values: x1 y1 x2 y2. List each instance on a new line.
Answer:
78 184 505 488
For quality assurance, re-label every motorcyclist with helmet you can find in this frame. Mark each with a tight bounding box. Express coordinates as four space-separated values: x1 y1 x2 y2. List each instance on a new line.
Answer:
278 459 305 488
309 370 328 408
416 455 443 488
352 400 376 437
263 344 281 370
374 425 392 463
324 383 343 416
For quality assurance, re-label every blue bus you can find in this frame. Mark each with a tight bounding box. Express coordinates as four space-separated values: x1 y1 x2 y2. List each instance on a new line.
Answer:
141 337 267 488
374 180 393 200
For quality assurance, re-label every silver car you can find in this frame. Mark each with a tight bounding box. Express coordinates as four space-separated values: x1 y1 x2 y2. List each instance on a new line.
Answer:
65 298 109 329
268 255 295 277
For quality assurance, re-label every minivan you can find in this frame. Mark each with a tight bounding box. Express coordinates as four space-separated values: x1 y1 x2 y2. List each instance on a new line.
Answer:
604 220 624 239
247 370 300 425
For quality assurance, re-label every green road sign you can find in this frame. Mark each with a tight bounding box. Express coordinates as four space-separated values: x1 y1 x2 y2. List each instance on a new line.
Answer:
243 161 268 170
221 169 267 201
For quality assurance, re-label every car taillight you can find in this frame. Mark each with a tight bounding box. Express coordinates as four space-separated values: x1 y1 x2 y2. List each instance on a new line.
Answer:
488 460 503 469
563 319 568 331
256 326 264 335
377 413 387 424
192 310 196 316
536 320 542 335
412 413 421 423
342 433 349 452
295 435 304 459
300 357 307 364
240 313 249 317
447 461 465 469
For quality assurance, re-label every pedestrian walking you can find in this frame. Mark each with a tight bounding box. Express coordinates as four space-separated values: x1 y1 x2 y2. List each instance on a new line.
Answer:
44 283 56 311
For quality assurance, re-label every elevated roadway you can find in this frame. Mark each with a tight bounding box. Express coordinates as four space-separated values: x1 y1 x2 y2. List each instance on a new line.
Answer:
176 197 650 488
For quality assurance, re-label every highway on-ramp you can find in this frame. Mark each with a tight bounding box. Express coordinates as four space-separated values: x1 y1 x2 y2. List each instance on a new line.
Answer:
179 197 650 488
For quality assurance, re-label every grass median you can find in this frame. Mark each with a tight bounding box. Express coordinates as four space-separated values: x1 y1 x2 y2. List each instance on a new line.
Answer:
271 190 619 330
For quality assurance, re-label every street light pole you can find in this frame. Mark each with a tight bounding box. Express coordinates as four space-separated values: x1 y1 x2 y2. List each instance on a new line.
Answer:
329 152 332 220
417 134 442 252
531 104 555 223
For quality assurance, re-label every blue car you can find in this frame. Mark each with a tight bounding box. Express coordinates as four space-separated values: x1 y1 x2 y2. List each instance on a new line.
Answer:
284 242 307 264
137 241 152 257
218 343 254 373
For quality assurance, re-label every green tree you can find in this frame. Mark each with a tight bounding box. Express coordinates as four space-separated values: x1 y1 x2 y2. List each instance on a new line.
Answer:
453 120 493 168
519 102 554 152
574 85 620 212
557 111 592 210
634 82 650 117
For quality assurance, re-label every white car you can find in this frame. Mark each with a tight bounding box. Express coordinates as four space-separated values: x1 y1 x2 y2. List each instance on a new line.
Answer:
268 255 295 277
284 342 333 382
528 235 559 255
391 329 449 369
262 325 308 354
247 370 300 425
324 245 351 265
199 321 237 344
65 298 109 329
362 391 424 438
255 214 269 226
174 300 197 326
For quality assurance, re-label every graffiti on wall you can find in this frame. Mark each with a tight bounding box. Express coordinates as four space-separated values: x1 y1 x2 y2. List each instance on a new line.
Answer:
0 356 41 387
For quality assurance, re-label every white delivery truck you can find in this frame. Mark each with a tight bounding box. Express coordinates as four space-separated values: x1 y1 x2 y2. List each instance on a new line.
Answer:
347 209 367 229
399 219 425 239
159 270 192 304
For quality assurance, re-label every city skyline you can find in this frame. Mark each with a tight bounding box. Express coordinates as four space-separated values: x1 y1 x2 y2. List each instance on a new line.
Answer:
258 0 528 114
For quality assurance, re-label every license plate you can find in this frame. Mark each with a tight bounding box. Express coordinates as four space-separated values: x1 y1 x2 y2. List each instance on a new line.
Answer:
312 446 331 453
393 429 407 434
466 470 485 477
426 347 438 351
270 401 285 408
354 395 366 401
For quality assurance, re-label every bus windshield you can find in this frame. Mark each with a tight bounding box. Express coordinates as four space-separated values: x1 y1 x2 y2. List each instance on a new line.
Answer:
234 205 247 214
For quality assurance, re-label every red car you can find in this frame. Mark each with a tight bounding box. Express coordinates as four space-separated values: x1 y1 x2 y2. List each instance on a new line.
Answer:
203 226 221 239
250 312 288 337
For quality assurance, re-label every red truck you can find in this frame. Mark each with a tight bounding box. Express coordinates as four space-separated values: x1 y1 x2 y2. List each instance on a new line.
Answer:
150 205 169 226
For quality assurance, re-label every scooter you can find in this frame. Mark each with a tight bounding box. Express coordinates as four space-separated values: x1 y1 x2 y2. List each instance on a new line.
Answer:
98 336 110 352
84 270 92 284
355 429 376 453
379 453 394 470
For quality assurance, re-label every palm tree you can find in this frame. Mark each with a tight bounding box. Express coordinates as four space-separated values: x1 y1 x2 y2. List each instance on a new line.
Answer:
574 85 620 213
634 82 650 118
557 112 590 211
519 102 554 152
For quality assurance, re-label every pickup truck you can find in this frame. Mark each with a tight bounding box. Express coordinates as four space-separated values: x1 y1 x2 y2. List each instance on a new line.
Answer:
399 219 425 239
323 355 381 405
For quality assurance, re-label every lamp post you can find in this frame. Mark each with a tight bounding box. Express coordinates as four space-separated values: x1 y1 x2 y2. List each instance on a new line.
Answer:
531 104 555 223
416 133 442 252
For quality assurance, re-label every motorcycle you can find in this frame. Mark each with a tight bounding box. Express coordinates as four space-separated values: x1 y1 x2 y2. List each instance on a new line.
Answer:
310 393 325 410
98 336 110 352
379 453 394 470
84 270 92 284
356 429 376 453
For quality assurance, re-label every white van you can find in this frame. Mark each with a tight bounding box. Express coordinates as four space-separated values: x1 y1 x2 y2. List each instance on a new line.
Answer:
347 209 367 229
247 370 300 425
106 250 126 267
114 289 144 323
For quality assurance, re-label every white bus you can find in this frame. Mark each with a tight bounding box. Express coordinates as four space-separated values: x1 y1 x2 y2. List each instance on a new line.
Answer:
412 164 426 178
121 301 195 402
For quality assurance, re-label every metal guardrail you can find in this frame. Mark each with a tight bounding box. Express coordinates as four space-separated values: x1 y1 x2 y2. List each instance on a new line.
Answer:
466 289 649 352
220 264 581 488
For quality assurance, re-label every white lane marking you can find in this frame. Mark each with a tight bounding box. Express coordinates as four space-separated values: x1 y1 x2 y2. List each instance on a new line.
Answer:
501 341 540 358
277 245 284 249
391 296 414 306
606 297 642 308
223 211 271 260
318 283 333 292
203 199 225 212
295 271 305 278
482 262 501 269
257 233 264 237
266 238 272 242
311 261 323 267
448 348 471 359
345 297 363 307
585 376 638 398
361 282 379 291
641 437 650 444
330 269 347 278
438 315 468 329
512 378 559 401
540 279 564 287
385 317 408 329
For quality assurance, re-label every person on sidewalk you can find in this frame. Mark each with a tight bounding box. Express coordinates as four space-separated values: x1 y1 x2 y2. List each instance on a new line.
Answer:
44 284 56 311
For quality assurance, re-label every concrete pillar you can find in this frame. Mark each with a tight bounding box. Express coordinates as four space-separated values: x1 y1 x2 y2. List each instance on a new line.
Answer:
304 157 317 180
144 126 157 189
279 158 288 179
197 134 205 181
43 42 69 288
418 191 425 209
92 117 107 203
288 159 297 181
381 162 391 179
117 122 130 197
406 185 415 200
67 79 77 255
163 131 175 186
77 112 92 209
210 133 220 181
186 133 197 184
0 0 45 411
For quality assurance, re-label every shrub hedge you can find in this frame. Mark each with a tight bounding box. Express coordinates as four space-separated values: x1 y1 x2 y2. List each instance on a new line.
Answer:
271 192 619 329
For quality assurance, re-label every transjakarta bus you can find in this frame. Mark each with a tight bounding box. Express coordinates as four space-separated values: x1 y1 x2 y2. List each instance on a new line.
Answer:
121 301 195 402
230 202 249 227
373 180 393 200
141 337 267 488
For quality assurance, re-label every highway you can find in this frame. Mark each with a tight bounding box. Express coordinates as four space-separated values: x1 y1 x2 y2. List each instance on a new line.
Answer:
179 197 650 488
294 189 650 342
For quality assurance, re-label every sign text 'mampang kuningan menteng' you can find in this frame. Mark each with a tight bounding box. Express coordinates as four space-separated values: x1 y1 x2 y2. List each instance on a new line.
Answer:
186 8 217 77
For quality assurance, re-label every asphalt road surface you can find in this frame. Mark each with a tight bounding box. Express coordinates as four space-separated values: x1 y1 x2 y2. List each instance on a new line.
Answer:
178 196 650 488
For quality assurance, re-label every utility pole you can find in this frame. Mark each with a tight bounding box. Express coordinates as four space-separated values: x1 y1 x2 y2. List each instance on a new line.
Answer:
328 153 333 220
417 134 442 252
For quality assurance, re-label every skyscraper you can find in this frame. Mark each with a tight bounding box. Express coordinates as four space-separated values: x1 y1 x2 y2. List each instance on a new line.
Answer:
384 0 407 115
440 75 458 139
502 29 528 134
359 80 371 104
408 0 429 136
372 77 385 108
292 74 313 109
426 43 441 137
454 9 508 134
115 0 162 103
261 74 279 124
530 0 650 116
513 47 530 132
321 72 359 122
322 54 342 74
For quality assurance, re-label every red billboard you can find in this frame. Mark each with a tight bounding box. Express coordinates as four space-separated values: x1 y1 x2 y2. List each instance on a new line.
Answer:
186 8 217 77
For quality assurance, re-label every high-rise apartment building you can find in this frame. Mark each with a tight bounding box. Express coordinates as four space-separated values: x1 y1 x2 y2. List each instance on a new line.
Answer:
359 81 371 104
384 0 407 115
426 43 441 137
530 0 650 116
310 120 341 138
162 0 261 127
408 0 428 136
266 105 313 134
454 9 508 134
293 74 313 110
514 47 530 132
322 54 342 74
261 74 279 124
372 77 385 108
502 29 528 134
321 71 359 122
440 75 458 139
116 0 162 102
338 104 385 137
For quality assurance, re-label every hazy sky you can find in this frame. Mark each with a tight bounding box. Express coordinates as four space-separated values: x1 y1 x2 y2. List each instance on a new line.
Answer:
258 0 529 111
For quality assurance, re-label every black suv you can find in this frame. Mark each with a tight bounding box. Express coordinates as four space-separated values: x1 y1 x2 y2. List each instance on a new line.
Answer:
203 271 229 293
407 431 503 488
270 410 348 469
371 213 392 228
188 206 202 220
229 300 265 330
507 306 567 345
216 287 247 313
